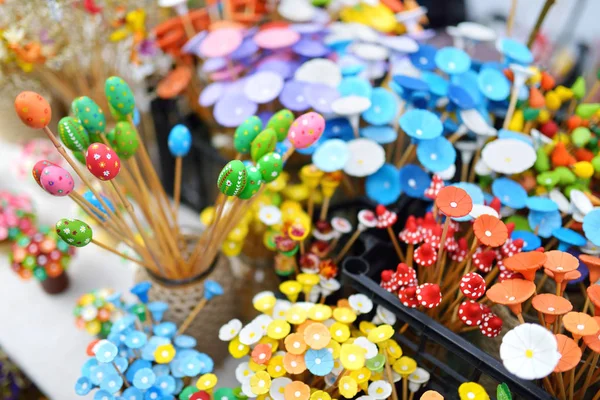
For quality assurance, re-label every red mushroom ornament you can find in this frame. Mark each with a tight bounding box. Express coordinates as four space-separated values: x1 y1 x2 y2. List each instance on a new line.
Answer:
416 283 442 308
480 313 503 337
459 272 486 300
458 301 484 326
398 286 419 308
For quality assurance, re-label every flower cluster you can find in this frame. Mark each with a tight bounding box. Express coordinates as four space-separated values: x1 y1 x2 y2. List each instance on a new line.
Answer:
0 191 36 242
74 289 116 338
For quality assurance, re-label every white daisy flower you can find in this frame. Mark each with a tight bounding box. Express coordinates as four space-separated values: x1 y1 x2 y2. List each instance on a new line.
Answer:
235 361 253 384
219 319 242 341
368 380 392 399
408 368 430 393
348 294 373 314
272 300 292 320
241 380 255 398
500 323 561 380
258 205 282 226
252 314 273 335
319 279 341 296
239 322 263 346
372 305 397 325
269 377 291 400
353 337 378 359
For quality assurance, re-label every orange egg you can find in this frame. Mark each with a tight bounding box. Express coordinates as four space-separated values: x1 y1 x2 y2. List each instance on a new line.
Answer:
14 91 51 129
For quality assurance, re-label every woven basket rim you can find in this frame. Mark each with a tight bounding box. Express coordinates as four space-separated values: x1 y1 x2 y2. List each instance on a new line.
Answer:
144 255 221 290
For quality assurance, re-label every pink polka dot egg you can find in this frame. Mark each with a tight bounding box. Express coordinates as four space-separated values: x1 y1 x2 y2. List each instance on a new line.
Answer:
287 112 325 149
40 165 74 197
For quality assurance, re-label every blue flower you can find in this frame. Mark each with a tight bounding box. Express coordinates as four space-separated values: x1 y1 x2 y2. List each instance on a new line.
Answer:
365 164 400 206
105 292 124 309
416 136 456 173
169 359 186 378
552 227 587 251
492 178 527 209
133 368 156 390
583 208 600 246
154 322 177 338
399 164 431 199
203 280 224 300
144 386 163 400
75 376 93 395
122 386 144 400
196 353 214 374
399 109 443 140
90 364 114 385
142 336 170 360
81 358 98 378
130 281 152 304
126 359 152 382
107 332 123 346
304 349 334 376
125 330 148 349
95 340 119 363
174 335 196 349
153 364 170 377
174 378 184 394
94 389 115 400
148 301 169 322
528 210 562 238
100 373 123 394
155 375 176 395
112 315 136 333
180 355 202 377
113 356 129 374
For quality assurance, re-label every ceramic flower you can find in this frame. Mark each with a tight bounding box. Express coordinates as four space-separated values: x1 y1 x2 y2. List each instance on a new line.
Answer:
349 294 374 314
368 380 392 399
339 376 358 398
219 319 243 341
499 323 561 380
458 382 490 400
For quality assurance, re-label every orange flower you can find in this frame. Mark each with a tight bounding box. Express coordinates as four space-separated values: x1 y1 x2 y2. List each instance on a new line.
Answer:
562 312 600 339
284 381 310 400
543 251 579 284
486 279 535 317
285 333 307 355
583 316 600 353
435 186 473 218
251 343 273 365
303 323 331 350
531 294 572 324
283 352 307 374
503 252 547 281
473 215 507 247
553 334 581 373
579 254 600 284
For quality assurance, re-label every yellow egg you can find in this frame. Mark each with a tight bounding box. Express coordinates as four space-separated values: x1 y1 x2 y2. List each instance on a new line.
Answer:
199 206 215 226
544 91 562 111
537 109 550 123
573 161 594 179
554 85 573 102
508 109 524 132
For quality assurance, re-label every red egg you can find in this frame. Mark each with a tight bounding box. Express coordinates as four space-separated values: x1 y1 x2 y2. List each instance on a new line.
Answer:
14 91 52 129
32 160 58 187
85 143 121 181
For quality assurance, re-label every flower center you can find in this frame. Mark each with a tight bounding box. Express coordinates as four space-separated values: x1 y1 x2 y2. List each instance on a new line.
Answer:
348 354 356 362
450 201 457 208
295 391 301 398
467 393 475 400
315 358 322 365
525 349 534 358
485 230 492 237
577 324 585 330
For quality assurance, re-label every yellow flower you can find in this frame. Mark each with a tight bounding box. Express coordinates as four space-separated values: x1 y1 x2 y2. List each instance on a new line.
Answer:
351 329 363 338
339 376 358 398
196 373 218 391
250 371 272 395
392 356 417 377
333 308 357 324
310 390 331 400
458 382 490 400
267 319 291 340
228 337 250 358
308 304 332 321
381 339 403 360
359 321 376 335
259 336 279 353
280 281 303 302
154 344 176 364
79 294 95 306
326 339 341 359
267 355 286 378
254 294 277 314
250 359 268 372
367 325 394 344
286 305 308 325
297 273 320 295
350 367 371 384
340 344 366 371
330 322 351 343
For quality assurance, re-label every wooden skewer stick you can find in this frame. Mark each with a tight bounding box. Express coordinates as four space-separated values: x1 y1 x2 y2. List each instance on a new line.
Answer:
173 156 183 223
526 0 556 48
384 354 399 400
387 226 406 263
188 193 227 270
91 239 154 269
506 0 518 37
395 143 415 169
177 298 208 335
334 229 362 264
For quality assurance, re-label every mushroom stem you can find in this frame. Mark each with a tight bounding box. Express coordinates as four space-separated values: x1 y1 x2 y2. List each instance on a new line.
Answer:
406 243 414 267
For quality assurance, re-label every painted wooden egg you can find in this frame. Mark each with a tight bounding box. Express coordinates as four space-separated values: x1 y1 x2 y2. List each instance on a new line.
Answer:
287 111 325 149
72 96 106 140
56 218 93 247
167 124 192 157
250 128 277 162
14 91 52 129
257 152 283 183
217 160 247 197
40 166 74 197
58 117 90 152
267 109 295 142
238 165 263 200
32 160 58 187
233 116 263 154
105 76 135 117
85 143 121 181
109 121 139 159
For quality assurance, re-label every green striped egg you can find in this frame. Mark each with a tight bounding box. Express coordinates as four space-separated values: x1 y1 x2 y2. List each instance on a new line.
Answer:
58 116 90 152
108 121 139 159
267 109 294 142
71 96 106 141
233 116 262 154
217 160 247 197
55 218 93 247
250 128 277 162
105 76 135 116
238 165 263 200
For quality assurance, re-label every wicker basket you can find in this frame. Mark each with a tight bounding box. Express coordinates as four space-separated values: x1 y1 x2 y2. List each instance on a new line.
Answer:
134 255 237 363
